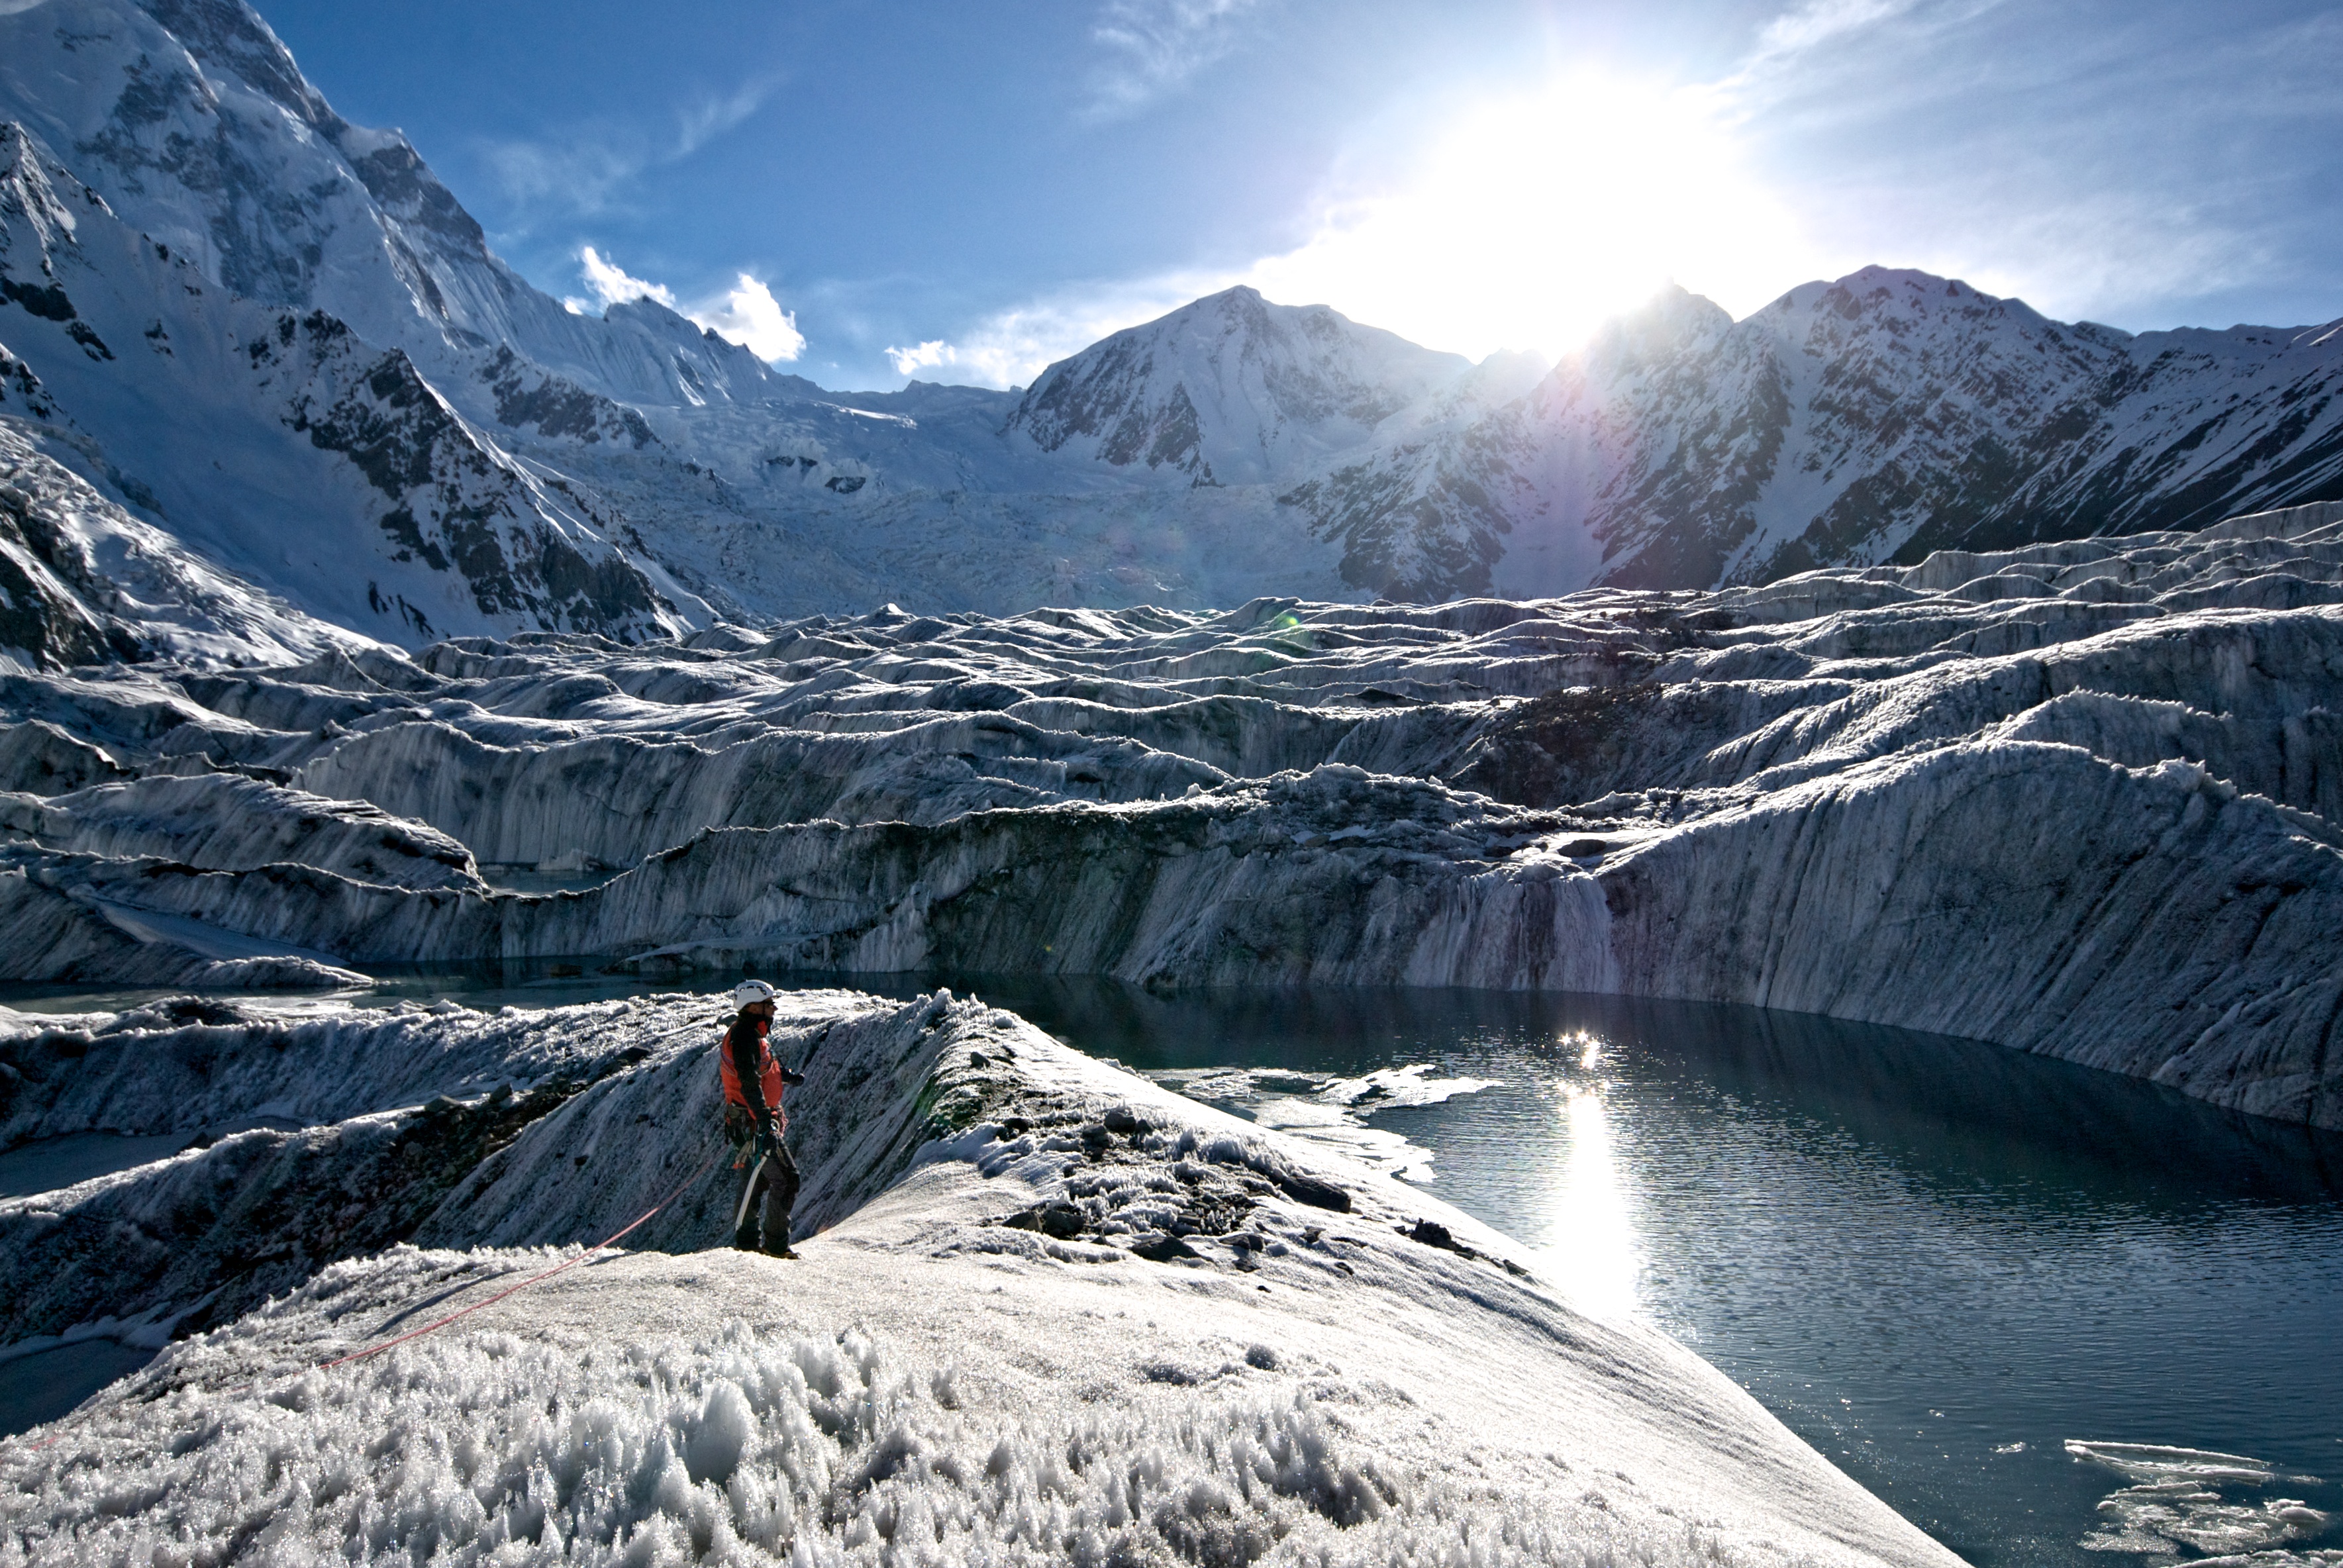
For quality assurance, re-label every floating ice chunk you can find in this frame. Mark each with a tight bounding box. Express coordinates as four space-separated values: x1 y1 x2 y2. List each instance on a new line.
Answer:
2066 1440 2333 1559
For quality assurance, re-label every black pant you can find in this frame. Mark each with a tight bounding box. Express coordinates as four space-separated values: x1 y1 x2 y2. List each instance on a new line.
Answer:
736 1139 799 1250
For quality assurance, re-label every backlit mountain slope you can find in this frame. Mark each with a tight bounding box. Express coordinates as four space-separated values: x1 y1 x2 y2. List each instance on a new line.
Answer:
1289 270 2343 601
1005 286 1482 485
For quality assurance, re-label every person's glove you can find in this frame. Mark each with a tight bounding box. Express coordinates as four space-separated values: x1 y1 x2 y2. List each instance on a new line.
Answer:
781 1068 805 1087
755 1120 781 1159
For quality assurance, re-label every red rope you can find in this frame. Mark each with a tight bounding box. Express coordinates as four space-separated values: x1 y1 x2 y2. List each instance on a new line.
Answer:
13 1149 724 1453
315 1148 723 1371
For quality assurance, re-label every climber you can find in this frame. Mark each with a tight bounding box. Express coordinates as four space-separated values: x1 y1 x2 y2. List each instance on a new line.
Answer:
720 978 805 1258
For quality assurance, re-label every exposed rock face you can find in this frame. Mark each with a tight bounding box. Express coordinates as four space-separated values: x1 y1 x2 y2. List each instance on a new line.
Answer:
1292 271 2343 601
0 507 2335 1128
0 123 691 648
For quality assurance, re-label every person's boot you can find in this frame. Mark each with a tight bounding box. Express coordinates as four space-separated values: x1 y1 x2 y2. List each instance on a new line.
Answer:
734 1224 758 1251
764 1216 797 1259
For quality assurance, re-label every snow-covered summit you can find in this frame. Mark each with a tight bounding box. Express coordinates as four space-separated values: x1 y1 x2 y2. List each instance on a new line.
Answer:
1006 286 1475 486
1282 265 2343 602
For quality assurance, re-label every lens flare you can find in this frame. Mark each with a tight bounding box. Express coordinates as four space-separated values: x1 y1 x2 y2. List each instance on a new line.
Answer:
1247 74 1824 360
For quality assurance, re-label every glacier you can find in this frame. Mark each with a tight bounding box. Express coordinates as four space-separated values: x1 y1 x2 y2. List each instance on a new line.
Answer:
0 987 1968 1566
0 500 2335 1130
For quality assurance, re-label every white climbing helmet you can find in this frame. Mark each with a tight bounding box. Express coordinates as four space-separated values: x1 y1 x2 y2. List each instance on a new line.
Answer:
732 978 778 1008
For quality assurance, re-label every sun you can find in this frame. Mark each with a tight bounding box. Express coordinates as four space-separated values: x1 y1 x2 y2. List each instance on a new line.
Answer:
1248 74 1821 362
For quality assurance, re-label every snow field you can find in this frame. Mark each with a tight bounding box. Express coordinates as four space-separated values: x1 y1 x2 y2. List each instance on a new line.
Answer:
0 991 1961 1565
0 1261 1808 1568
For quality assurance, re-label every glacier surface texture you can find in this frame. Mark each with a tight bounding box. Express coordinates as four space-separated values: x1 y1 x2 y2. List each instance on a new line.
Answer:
3 501 2338 1129
1 987 1967 1566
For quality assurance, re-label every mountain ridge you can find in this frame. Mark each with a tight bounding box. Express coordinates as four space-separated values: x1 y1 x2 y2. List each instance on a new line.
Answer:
0 0 2338 656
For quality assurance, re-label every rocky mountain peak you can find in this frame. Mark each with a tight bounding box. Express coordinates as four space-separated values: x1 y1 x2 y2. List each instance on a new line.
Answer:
0 123 111 262
1561 283 1733 382
1006 286 1471 486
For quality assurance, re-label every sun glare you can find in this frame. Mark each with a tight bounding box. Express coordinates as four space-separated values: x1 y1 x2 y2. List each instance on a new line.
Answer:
1544 1084 1641 1319
1246 75 1819 362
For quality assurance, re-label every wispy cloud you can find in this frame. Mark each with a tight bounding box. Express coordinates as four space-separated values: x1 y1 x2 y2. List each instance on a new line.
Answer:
566 247 805 364
883 272 1229 387
1086 0 1260 119
1696 0 2343 325
1743 0 1920 74
476 77 778 225
675 79 770 156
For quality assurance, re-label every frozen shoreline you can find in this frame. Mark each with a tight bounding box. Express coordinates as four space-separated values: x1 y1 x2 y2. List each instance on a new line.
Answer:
0 988 1960 1565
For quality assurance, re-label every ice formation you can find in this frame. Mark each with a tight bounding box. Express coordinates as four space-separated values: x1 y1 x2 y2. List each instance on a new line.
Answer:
2066 1442 2336 1561
1 503 2336 1128
0 987 1964 1565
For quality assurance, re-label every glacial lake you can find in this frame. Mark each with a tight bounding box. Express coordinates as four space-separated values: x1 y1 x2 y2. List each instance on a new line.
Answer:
936 978 2343 1568
6 972 2340 1566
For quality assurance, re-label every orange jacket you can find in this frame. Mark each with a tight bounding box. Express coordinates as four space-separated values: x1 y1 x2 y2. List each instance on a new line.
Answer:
720 1016 786 1127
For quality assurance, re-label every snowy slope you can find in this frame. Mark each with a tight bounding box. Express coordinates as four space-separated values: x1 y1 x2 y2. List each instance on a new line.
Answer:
0 988 1963 1567
0 416 368 669
1289 270 2343 601
0 124 698 647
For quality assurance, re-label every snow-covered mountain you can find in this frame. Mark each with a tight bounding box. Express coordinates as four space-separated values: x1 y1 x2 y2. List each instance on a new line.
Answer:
1004 286 1478 485
0 0 779 408
0 124 695 647
1287 269 2343 600
3 0 2341 660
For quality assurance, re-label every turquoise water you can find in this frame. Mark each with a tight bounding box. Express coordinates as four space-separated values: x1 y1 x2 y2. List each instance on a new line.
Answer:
7 973 2339 1564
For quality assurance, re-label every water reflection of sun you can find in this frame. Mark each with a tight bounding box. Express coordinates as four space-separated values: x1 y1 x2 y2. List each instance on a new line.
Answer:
1545 1034 1640 1319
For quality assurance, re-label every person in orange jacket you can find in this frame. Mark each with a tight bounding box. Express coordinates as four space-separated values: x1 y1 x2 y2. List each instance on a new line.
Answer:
721 979 805 1257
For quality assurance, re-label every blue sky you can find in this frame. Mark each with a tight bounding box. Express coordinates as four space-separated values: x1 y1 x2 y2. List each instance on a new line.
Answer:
260 0 2343 391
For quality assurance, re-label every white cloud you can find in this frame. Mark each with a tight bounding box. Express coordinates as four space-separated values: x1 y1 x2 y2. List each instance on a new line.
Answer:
884 340 958 377
578 246 677 310
1087 0 1259 118
693 273 807 363
886 273 1228 389
573 249 806 364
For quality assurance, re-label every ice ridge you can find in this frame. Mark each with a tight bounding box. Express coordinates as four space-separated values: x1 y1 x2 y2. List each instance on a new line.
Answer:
0 508 2337 1129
